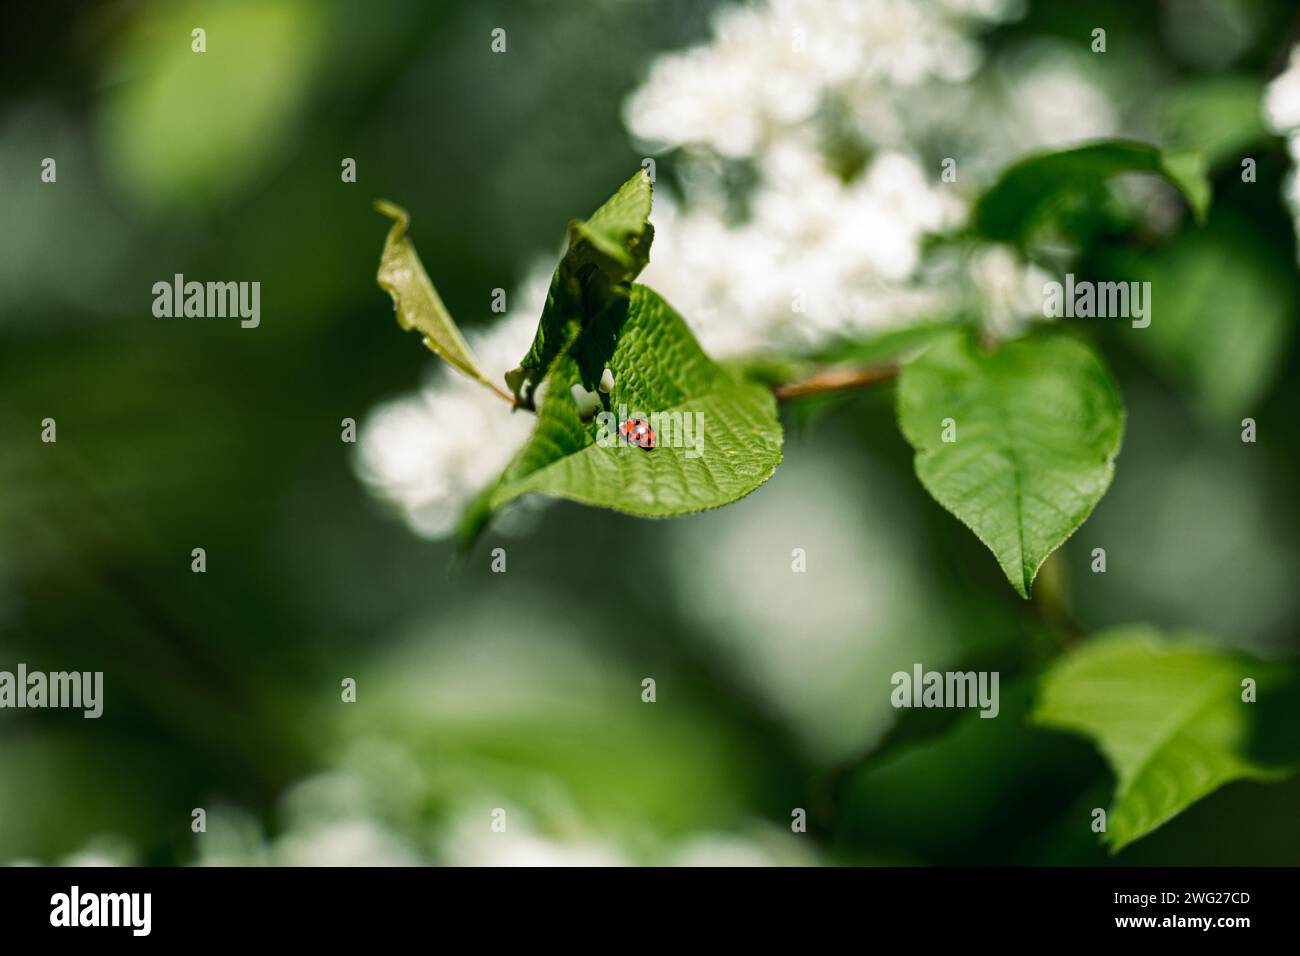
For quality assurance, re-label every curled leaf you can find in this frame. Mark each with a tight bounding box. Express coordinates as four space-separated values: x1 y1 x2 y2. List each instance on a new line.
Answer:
972 140 1211 245
462 284 783 544
507 169 654 407
375 199 501 395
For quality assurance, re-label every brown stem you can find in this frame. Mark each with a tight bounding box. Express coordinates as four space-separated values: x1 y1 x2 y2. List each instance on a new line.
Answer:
773 364 898 401
488 382 521 407
494 363 898 409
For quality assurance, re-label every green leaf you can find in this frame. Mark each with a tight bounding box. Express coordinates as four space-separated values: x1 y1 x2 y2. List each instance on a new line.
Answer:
972 141 1211 244
506 169 654 406
1033 627 1296 852
374 200 498 393
567 167 656 274
465 284 782 539
897 332 1124 598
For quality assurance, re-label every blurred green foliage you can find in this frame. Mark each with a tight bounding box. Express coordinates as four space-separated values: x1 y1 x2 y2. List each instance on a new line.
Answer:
1 0 1298 866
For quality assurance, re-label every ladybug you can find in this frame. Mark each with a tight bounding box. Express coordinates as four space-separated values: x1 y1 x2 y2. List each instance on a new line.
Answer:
619 417 656 450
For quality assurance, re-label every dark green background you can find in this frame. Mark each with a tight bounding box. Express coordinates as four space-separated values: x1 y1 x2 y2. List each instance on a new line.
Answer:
1 0 1297 865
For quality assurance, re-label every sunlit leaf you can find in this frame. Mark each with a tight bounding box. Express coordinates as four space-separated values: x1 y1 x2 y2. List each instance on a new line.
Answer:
462 284 782 542
374 200 498 393
1033 626 1297 852
897 331 1124 598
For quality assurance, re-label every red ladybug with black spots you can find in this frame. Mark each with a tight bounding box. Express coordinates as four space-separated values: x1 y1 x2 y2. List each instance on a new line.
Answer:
619 417 656 450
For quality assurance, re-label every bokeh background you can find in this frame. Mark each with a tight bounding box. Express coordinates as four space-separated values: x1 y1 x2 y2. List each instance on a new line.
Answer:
2 0 1299 865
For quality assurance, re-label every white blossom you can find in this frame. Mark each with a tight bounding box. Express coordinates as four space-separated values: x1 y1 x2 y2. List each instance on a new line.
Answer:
1265 46 1300 133
439 811 629 867
624 0 1021 156
642 143 964 356
1265 46 1300 261
272 818 422 867
631 2 1107 364
965 243 1055 339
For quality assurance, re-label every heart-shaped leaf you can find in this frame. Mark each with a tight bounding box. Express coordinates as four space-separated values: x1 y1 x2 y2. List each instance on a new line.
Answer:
1033 627 1297 852
897 331 1124 598
462 284 783 541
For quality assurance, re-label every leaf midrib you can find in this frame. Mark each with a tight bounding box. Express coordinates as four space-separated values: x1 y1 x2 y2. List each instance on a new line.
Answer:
1112 668 1230 801
987 376 1031 594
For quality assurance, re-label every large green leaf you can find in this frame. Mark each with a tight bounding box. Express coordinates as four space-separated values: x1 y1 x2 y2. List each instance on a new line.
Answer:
897 332 1124 598
506 169 654 406
374 200 498 393
463 284 782 540
972 141 1210 244
1033 627 1296 852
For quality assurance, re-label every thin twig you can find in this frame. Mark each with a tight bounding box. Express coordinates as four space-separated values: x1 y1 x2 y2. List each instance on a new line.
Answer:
488 382 520 407
773 364 899 401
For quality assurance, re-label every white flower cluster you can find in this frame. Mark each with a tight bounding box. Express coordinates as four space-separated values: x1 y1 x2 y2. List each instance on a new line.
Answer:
625 0 1016 159
1265 45 1300 260
631 0 1116 359
642 142 965 357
